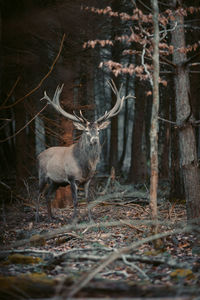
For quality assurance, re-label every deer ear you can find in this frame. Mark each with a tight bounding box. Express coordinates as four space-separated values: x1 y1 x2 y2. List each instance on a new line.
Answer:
98 120 110 130
73 122 86 131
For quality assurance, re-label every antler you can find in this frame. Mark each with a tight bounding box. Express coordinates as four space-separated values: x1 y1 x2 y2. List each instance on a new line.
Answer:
96 79 134 123
41 84 86 123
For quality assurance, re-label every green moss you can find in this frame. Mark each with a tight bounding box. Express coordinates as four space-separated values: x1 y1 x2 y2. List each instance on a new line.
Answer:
143 249 164 256
0 273 55 298
170 268 195 280
6 254 43 264
30 234 46 246
21 272 52 283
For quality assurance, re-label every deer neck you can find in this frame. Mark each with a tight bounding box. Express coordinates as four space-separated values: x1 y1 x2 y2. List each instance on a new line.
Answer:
73 135 100 180
77 135 100 162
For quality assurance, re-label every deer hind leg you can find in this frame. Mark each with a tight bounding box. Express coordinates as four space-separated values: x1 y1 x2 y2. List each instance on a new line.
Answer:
84 179 93 222
69 177 78 221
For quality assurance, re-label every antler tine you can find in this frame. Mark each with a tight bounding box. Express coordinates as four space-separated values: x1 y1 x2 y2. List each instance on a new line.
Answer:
73 110 84 123
107 79 123 96
106 97 125 119
96 79 134 124
79 110 89 124
52 84 64 105
94 111 109 124
41 84 83 123
104 80 124 118
107 79 116 94
41 91 50 102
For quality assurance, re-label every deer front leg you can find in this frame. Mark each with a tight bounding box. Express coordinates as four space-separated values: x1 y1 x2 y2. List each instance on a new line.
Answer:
69 178 78 221
44 181 57 220
84 179 93 222
36 179 47 222
35 192 41 222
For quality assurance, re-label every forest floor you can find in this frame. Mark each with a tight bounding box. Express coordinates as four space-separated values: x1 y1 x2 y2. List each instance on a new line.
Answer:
0 182 200 300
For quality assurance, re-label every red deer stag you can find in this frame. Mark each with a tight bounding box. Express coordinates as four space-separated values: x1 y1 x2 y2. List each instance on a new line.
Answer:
37 80 132 222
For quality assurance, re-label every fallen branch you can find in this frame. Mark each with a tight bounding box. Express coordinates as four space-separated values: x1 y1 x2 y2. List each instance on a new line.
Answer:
66 226 192 298
1 246 189 271
2 218 191 250
122 254 149 279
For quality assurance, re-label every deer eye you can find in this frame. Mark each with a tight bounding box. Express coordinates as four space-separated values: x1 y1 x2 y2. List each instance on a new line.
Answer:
85 130 90 135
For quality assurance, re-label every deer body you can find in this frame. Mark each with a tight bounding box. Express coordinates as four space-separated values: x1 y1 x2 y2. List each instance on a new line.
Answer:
36 81 132 222
38 141 99 186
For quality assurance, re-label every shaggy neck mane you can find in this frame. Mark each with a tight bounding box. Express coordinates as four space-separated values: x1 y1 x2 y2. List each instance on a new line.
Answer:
73 133 101 180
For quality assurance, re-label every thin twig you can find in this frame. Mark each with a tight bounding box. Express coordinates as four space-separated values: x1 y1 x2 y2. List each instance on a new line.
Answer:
0 104 48 143
158 116 176 125
120 219 145 232
1 76 21 108
141 38 153 87
160 55 177 68
0 33 66 110
122 254 150 279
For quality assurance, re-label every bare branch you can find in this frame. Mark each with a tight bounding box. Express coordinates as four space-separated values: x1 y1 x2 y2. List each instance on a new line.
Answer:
141 37 153 86
122 254 150 279
0 104 48 143
0 33 66 111
0 76 21 108
158 116 176 125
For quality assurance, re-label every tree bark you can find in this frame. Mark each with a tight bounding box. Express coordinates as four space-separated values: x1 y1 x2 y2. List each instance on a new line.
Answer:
109 0 122 172
170 95 184 199
171 0 200 224
119 74 129 171
14 101 28 190
159 86 170 180
129 77 147 183
109 81 119 171
150 0 159 238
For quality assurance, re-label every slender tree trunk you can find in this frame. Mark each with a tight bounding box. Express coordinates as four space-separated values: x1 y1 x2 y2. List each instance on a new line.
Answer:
170 93 184 199
150 0 159 237
119 75 129 170
109 79 119 171
129 78 147 183
15 101 28 190
159 86 170 180
109 0 122 172
171 0 200 224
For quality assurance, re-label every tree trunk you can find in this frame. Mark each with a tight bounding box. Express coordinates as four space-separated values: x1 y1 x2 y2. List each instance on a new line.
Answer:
171 0 200 224
170 93 184 199
159 86 170 180
109 0 122 172
119 75 129 171
150 0 159 238
128 77 147 183
14 101 28 190
109 82 119 171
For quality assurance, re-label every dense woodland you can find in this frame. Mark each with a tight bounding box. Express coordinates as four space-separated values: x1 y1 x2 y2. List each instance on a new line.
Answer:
0 0 200 299
0 0 200 202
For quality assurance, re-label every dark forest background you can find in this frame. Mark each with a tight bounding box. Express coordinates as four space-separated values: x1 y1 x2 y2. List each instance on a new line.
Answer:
0 0 200 206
